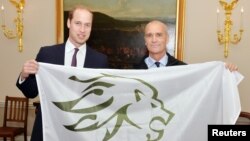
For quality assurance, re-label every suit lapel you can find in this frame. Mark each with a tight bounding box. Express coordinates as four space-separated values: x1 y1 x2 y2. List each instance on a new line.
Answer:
56 44 65 65
84 46 91 68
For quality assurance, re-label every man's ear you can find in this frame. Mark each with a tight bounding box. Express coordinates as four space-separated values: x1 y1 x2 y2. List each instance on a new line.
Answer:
67 19 71 28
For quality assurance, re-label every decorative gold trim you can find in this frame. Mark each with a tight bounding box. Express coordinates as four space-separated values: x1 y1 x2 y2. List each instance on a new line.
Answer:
56 0 63 44
1 0 25 52
175 0 185 61
217 0 243 58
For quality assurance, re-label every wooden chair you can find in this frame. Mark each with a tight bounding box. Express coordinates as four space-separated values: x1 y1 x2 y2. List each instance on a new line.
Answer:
240 111 250 119
236 111 250 125
0 96 29 141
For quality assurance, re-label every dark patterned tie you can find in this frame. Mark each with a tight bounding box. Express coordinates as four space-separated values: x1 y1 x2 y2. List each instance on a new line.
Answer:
71 48 79 67
155 62 160 68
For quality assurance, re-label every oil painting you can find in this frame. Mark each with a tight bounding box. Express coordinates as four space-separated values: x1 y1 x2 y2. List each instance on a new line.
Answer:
56 0 185 68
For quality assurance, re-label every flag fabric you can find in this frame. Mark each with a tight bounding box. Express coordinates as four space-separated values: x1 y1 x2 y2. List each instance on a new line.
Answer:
36 61 243 141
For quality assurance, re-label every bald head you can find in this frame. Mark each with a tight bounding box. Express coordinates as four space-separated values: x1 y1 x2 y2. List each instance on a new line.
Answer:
144 20 169 61
144 20 168 35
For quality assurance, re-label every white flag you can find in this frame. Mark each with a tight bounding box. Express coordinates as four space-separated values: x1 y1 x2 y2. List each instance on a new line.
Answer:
36 61 243 141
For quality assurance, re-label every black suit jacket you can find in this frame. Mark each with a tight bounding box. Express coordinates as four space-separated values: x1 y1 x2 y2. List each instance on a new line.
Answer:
16 43 108 141
135 52 186 69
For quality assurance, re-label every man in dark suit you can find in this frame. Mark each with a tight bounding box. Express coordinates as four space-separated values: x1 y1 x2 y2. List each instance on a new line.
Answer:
135 20 238 71
16 5 108 141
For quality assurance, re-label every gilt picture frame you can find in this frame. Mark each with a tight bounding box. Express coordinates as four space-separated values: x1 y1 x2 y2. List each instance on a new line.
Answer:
56 0 185 68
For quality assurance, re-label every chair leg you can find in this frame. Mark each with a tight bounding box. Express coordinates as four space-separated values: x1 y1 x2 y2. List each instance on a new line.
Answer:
11 136 14 141
3 137 6 141
24 133 27 141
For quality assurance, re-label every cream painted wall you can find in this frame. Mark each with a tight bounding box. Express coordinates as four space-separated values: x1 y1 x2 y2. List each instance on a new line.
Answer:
0 0 56 136
0 0 249 136
184 0 250 112
0 0 56 101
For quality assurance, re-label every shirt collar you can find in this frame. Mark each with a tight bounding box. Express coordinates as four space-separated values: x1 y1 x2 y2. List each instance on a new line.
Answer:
145 54 168 68
65 39 86 54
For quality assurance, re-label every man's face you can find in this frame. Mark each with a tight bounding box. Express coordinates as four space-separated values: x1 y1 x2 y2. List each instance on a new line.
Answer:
67 9 92 47
144 22 169 58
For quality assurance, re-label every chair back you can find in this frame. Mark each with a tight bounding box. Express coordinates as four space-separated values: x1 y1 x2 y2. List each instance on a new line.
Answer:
3 96 29 128
236 111 250 125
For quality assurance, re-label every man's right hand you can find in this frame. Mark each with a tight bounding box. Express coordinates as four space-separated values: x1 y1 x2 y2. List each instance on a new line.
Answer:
20 60 39 81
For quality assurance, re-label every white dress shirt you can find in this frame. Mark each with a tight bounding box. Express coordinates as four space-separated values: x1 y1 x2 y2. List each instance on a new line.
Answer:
144 54 168 69
64 39 86 67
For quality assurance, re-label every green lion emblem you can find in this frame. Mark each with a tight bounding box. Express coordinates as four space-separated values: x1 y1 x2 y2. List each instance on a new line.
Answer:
53 73 174 141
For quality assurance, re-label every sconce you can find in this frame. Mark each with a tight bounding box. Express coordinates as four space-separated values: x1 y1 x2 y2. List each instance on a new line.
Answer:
1 0 25 52
217 0 243 58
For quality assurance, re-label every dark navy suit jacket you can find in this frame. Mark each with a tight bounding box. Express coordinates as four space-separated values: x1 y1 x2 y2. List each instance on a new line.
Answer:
16 43 108 141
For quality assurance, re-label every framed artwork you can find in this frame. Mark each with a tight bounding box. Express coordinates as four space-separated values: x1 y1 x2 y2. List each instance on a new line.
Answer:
56 0 185 69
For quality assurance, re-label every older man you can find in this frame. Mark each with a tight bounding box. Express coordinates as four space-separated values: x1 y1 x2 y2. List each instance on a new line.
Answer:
135 20 238 71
